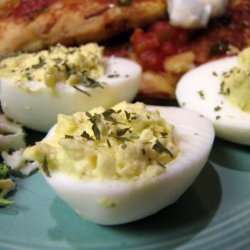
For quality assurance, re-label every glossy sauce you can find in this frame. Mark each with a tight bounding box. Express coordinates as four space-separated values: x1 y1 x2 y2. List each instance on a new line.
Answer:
130 21 191 71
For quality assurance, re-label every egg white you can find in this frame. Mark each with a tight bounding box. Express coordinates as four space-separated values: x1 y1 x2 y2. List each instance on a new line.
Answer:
0 57 141 132
176 56 250 145
43 106 214 225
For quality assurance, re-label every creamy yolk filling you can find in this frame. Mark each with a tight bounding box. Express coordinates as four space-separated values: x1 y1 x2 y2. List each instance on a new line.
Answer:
221 47 250 113
23 102 179 181
0 43 104 91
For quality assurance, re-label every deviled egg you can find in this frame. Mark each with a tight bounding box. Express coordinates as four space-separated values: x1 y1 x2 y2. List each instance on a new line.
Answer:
23 102 214 225
176 47 250 145
0 44 141 132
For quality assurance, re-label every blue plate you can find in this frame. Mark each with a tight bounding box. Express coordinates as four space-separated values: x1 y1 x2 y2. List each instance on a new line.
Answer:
1 135 250 249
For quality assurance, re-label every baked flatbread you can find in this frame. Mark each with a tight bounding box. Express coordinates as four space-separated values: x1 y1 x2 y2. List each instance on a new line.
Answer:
0 0 166 55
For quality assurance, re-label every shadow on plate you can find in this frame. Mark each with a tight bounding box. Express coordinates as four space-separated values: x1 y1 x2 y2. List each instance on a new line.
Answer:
48 162 221 250
209 138 250 172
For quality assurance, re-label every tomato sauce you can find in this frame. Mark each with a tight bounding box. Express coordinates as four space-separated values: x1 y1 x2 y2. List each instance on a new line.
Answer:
130 21 191 71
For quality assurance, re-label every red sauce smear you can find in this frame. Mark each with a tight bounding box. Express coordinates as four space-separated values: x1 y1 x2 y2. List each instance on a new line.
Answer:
130 21 191 71
12 0 52 18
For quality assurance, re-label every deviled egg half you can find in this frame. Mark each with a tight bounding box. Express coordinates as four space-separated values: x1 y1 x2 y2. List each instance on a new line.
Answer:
0 43 141 132
176 47 250 145
23 102 214 225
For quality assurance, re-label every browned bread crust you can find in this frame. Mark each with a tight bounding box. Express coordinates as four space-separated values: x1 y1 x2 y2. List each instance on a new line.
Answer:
0 0 166 55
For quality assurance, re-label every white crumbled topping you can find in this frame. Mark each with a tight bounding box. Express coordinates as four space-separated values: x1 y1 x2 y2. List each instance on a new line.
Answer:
167 0 228 28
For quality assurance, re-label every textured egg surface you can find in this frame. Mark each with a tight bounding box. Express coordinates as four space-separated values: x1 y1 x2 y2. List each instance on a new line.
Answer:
0 57 141 132
42 106 214 225
176 56 250 145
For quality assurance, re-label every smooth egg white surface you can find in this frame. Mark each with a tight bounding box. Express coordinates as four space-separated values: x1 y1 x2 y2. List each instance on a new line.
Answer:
176 56 250 145
43 106 214 225
0 57 141 132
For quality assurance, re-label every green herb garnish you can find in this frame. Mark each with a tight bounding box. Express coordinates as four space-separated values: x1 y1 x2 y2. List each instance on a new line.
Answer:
73 86 91 96
102 109 116 122
107 139 111 148
107 73 120 78
142 148 146 156
0 164 10 179
42 157 51 177
220 81 231 95
0 195 14 206
117 127 131 137
198 90 205 99
25 72 32 81
152 139 174 158
81 131 93 140
79 75 104 89
214 106 222 111
161 132 168 137
86 112 102 140
86 112 102 123
65 135 74 139
125 110 131 121
157 162 166 168
32 57 45 69
53 57 63 64
92 123 100 140
112 135 131 143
